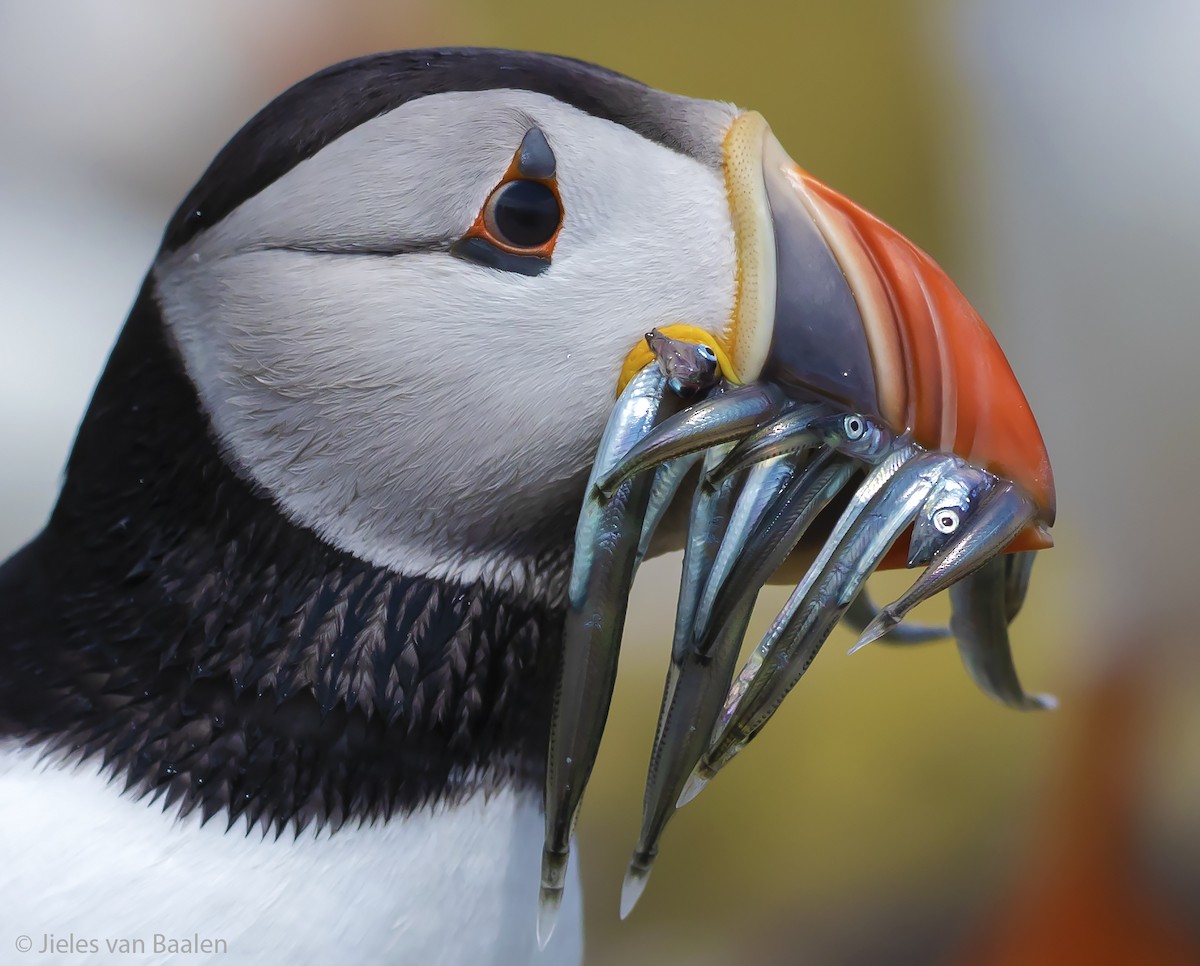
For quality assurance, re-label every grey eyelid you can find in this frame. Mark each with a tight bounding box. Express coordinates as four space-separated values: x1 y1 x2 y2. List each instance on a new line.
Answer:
444 127 557 276
449 236 549 276
518 127 556 179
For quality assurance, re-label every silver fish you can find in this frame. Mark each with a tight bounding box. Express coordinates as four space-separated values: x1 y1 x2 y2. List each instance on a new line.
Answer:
844 587 949 645
635 453 703 569
691 448 856 660
812 411 896 463
690 454 804 644
692 412 897 660
670 444 741 662
849 481 1038 653
620 444 747 916
594 382 786 499
622 595 754 917
704 402 828 483
948 554 1056 710
540 363 668 946
681 442 934 805
907 464 992 567
1004 550 1038 624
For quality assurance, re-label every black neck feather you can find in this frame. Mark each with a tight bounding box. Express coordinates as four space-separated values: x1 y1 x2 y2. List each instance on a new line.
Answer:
0 284 565 834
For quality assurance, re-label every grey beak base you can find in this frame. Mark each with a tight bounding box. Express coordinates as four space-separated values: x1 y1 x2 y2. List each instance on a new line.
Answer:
759 138 878 414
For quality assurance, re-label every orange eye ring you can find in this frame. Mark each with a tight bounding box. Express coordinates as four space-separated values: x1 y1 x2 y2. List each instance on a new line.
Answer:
453 126 564 272
476 177 563 257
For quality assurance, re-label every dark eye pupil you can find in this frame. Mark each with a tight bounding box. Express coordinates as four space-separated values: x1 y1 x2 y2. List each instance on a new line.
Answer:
488 180 561 249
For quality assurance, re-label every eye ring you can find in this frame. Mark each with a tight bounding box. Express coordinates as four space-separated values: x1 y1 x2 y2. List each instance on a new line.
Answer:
934 508 961 534
482 179 562 252
451 127 564 276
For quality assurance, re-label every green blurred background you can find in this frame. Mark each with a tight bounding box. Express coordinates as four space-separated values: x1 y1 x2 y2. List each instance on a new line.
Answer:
2 1 1197 963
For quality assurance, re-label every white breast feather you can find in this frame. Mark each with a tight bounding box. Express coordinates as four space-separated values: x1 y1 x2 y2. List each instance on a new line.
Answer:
0 744 583 966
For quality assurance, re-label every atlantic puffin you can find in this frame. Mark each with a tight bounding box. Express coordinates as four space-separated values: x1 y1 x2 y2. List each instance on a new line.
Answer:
0 47 1055 965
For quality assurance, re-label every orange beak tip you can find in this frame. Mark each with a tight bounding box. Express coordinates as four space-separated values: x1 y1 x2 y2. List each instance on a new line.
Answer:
1011 524 1054 553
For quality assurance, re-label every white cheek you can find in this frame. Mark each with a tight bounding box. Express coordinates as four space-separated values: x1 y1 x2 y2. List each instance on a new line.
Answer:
155 91 737 593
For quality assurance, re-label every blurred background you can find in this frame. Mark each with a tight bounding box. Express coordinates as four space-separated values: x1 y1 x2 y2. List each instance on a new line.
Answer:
2 1 1198 963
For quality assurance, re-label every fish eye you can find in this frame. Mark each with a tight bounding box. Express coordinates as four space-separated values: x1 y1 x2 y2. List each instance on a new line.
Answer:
933 507 961 534
483 179 562 250
843 415 867 440
696 344 718 363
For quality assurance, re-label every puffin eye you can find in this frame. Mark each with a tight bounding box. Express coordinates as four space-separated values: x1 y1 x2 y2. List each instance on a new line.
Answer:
450 127 563 277
484 180 562 250
934 507 961 534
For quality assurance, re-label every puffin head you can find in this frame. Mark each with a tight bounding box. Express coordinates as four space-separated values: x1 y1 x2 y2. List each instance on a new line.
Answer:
153 50 745 605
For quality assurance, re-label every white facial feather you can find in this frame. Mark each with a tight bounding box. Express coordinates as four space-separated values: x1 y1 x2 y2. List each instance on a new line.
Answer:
155 89 739 595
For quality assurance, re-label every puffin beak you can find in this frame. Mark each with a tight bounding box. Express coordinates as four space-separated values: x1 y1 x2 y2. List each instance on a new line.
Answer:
726 111 1055 540
541 112 1058 936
